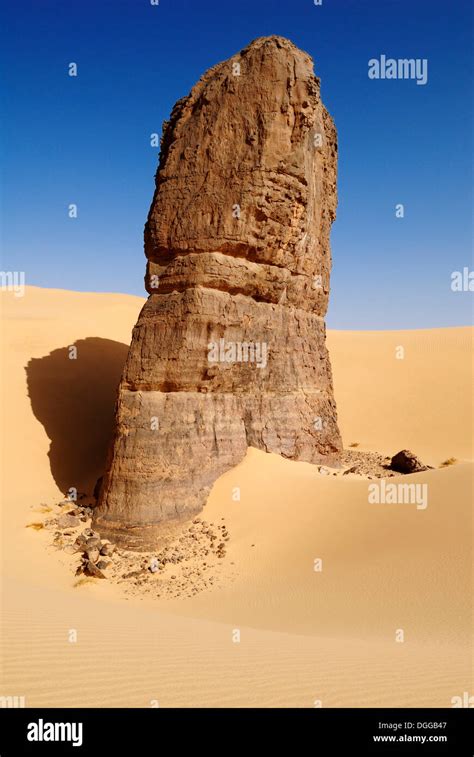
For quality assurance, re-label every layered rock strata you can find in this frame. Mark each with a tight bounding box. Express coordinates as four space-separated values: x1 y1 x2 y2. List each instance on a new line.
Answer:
94 36 342 548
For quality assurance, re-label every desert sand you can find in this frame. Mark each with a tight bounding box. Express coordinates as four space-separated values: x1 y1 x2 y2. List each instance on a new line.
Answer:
1 286 472 707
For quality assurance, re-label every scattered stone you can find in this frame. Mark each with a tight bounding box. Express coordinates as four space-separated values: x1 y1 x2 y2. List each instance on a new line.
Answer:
85 537 101 550
100 543 116 557
63 545 79 555
57 514 81 529
121 570 144 580
341 449 395 478
96 560 110 571
84 561 106 579
86 548 100 563
343 466 358 475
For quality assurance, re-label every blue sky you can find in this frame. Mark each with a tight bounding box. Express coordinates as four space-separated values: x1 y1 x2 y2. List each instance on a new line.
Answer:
1 0 472 328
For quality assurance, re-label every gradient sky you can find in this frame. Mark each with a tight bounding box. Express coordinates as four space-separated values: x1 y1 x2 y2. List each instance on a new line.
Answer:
1 0 472 328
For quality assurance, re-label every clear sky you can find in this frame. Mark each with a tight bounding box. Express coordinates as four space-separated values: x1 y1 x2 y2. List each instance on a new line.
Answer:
1 0 472 328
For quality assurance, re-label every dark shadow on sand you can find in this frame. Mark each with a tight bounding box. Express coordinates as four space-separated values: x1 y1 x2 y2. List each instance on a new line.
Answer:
26 337 128 496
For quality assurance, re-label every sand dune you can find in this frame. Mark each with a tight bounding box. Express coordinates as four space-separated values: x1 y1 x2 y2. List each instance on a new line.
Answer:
328 327 473 466
1 286 472 707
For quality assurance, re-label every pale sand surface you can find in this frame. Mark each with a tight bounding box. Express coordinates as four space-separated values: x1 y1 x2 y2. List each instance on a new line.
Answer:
1 286 472 706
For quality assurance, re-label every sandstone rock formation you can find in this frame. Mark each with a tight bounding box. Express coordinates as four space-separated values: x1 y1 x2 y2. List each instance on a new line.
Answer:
94 36 342 548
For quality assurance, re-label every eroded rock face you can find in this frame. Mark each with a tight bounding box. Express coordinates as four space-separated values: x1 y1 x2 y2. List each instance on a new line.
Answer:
94 36 342 548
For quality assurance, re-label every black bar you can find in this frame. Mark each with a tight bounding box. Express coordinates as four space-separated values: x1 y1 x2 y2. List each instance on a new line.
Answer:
0 708 472 754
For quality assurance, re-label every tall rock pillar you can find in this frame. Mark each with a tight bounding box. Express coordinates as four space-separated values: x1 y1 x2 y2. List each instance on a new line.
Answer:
94 36 342 548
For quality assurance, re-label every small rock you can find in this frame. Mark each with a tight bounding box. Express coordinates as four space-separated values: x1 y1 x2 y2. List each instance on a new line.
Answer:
96 560 110 571
100 543 116 557
84 560 106 579
86 548 100 563
64 544 80 555
390 450 428 474
57 514 81 529
85 537 102 553
343 466 358 475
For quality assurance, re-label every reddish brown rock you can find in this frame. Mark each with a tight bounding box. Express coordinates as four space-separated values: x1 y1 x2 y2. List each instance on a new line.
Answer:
94 36 342 548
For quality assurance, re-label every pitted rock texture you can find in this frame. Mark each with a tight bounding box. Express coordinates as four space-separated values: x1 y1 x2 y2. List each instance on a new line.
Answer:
94 36 342 548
